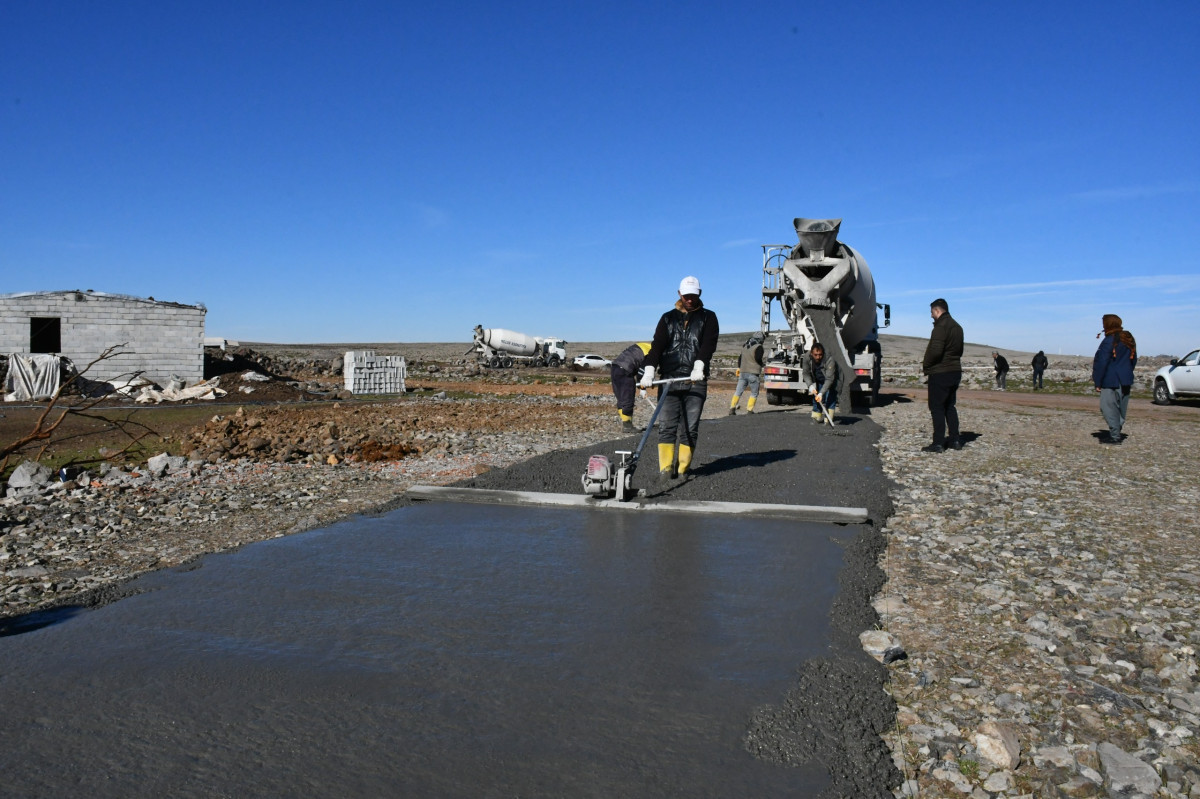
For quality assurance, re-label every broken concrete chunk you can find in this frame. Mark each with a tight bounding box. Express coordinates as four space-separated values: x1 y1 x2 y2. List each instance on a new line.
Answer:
7 461 53 490
1097 742 1161 795
974 721 1020 770
859 629 900 662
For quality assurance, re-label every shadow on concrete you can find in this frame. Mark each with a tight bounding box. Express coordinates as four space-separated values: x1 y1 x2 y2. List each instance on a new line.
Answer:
690 448 796 478
0 605 84 638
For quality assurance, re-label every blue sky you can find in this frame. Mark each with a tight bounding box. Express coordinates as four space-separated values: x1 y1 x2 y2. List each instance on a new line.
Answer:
3 2 1197 357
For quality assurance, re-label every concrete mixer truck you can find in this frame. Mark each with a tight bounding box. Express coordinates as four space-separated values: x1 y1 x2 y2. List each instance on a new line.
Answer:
470 325 568 368
759 218 890 409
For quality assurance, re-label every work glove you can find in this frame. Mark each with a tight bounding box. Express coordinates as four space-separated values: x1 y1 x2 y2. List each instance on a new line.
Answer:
689 360 705 382
638 365 655 388
735 368 741 378
808 383 817 394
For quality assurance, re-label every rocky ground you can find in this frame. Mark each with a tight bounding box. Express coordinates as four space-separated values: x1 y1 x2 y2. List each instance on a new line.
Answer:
876 391 1200 798
3 344 1198 795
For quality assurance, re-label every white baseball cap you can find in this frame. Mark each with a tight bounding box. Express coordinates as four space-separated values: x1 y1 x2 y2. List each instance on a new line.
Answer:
678 276 701 295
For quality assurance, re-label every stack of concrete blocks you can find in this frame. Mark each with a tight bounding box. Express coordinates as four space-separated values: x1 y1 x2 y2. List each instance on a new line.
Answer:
344 351 407 395
0 291 205 386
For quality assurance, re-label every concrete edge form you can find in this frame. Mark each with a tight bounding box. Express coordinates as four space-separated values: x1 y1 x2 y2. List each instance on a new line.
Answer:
405 485 869 524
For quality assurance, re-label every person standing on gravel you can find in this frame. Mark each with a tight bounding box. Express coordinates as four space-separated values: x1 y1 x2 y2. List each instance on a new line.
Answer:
1092 314 1137 445
610 342 651 432
922 298 964 453
728 334 764 415
802 342 841 423
1031 350 1049 390
992 351 1009 391
639 275 719 482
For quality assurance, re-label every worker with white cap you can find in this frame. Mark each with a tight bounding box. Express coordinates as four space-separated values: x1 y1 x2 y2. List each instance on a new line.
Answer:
638 275 720 483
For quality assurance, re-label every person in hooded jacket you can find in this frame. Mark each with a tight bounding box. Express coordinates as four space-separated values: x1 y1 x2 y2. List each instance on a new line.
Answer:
1031 350 1049 390
1092 314 1137 445
638 276 719 482
729 334 764 415
610 342 651 432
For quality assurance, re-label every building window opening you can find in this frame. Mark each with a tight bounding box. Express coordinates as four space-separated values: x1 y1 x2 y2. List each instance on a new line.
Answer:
30 317 61 353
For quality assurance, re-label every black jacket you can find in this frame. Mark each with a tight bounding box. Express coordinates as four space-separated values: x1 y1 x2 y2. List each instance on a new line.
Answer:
922 313 964 375
646 300 719 379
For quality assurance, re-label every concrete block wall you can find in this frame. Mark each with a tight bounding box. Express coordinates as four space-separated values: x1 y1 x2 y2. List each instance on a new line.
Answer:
344 351 406 394
0 291 206 385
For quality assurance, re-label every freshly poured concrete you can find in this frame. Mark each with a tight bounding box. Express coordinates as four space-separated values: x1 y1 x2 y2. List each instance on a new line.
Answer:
0 500 855 797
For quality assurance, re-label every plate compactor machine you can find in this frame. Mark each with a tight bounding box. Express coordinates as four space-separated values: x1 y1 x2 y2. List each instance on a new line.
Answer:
581 378 690 502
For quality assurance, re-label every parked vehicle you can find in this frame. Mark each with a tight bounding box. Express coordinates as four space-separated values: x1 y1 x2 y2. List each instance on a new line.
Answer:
470 326 567 368
1152 349 1200 404
573 354 611 369
758 218 890 409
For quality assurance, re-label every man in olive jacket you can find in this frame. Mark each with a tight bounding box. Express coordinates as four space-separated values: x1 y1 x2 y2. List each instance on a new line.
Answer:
922 298 964 452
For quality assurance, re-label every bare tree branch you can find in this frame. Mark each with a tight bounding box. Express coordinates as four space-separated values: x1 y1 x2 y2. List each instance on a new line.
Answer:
1 343 163 472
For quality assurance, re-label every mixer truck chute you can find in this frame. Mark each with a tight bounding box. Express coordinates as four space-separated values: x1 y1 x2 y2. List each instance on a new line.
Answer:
470 325 568 368
759 218 890 409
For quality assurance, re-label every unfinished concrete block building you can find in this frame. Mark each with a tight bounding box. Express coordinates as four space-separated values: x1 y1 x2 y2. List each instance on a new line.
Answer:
0 290 206 385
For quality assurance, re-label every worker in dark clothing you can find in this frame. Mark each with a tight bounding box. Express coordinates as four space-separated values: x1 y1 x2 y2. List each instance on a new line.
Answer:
610 342 651 432
1031 351 1048 389
638 276 719 481
802 342 841 423
922 298 964 453
992 352 1009 391
729 334 764 415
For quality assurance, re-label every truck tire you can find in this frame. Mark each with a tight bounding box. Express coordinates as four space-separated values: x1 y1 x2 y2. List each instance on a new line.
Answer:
502 356 513 368
548 356 561 367
769 390 800 406
488 357 501 368
534 357 546 367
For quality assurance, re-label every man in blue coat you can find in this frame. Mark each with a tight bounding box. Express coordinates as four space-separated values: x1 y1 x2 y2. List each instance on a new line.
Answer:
1092 314 1137 445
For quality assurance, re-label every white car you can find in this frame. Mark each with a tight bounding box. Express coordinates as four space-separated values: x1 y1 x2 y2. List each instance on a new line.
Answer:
572 354 612 369
1152 349 1200 404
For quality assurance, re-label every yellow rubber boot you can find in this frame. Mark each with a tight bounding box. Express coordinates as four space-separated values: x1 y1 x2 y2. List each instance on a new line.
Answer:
746 397 756 412
657 443 676 474
677 445 694 475
812 411 823 422
618 410 632 423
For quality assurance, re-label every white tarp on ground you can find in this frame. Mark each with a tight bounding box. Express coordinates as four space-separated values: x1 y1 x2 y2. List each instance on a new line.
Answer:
135 377 227 404
3 353 62 402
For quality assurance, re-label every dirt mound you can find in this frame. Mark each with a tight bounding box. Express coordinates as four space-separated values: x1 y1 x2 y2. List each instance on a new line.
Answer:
181 395 611 465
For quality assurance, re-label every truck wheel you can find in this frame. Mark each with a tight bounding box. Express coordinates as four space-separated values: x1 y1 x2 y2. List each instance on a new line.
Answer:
534 357 546 367
502 357 513 368
548 356 561 367
1153 379 1173 405
766 390 781 406
488 357 501 368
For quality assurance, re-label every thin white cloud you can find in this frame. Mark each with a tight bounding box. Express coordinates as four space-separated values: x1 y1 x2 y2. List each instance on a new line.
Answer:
720 238 760 249
895 274 1200 297
1071 183 1199 203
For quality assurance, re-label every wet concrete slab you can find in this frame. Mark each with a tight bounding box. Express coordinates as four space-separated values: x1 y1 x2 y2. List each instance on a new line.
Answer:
0 499 856 797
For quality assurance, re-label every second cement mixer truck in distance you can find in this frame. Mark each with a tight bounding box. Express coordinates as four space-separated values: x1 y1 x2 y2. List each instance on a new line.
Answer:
759 218 890 409
470 325 568 368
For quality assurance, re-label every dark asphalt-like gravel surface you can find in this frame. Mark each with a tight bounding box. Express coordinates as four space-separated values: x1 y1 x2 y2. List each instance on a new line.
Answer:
457 404 900 797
